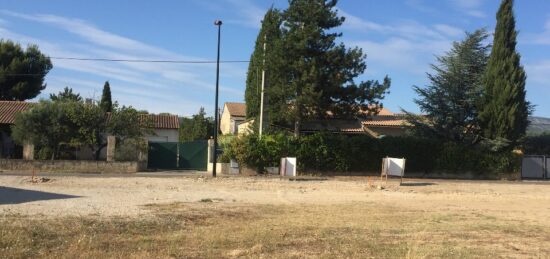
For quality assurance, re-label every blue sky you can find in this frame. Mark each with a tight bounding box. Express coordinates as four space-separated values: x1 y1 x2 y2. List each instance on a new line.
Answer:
1 0 549 117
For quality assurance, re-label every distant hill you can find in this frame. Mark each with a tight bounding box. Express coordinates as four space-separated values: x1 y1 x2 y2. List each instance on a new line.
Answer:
528 116 550 135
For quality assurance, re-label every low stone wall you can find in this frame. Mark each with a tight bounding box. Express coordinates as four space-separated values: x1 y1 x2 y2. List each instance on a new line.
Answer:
0 159 145 174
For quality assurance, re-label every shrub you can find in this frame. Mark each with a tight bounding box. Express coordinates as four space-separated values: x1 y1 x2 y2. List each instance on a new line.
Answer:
224 132 520 176
225 133 294 173
523 134 550 155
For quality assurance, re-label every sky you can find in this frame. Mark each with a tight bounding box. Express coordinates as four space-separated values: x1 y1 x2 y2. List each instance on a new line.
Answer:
1 0 549 117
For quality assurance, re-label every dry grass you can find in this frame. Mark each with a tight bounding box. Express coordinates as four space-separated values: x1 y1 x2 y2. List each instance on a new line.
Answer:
2 201 549 258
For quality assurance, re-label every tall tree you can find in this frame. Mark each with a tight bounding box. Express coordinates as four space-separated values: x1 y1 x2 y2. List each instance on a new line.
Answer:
272 0 390 136
406 29 490 144
100 81 113 112
50 86 82 102
245 8 283 126
479 0 530 145
0 40 53 100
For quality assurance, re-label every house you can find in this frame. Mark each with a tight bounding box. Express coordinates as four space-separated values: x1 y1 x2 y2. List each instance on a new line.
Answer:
0 101 33 158
141 114 180 142
0 100 180 160
237 118 254 135
360 109 410 138
226 103 410 137
220 102 246 135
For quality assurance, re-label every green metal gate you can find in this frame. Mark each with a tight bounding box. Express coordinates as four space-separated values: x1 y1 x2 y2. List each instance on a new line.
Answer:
148 141 208 171
148 142 178 169
179 140 208 171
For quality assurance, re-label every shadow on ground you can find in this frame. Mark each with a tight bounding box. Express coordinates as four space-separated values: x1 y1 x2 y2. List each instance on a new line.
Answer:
0 186 80 205
400 182 436 187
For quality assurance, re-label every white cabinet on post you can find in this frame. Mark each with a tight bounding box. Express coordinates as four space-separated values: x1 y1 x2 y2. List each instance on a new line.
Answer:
280 157 297 177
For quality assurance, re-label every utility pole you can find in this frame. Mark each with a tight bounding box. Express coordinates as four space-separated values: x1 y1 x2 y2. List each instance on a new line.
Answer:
259 34 266 138
213 19 222 178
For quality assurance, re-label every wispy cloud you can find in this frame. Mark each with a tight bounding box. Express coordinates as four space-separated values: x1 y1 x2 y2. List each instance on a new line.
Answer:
195 0 266 29
339 8 459 76
529 17 550 45
433 24 464 37
0 10 246 115
526 60 550 85
406 0 486 18
450 0 486 18
338 8 389 33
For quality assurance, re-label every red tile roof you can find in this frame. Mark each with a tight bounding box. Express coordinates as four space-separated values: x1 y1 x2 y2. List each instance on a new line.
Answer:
0 101 33 124
375 108 395 116
301 119 365 134
107 113 180 129
140 114 179 129
225 102 246 117
362 119 410 127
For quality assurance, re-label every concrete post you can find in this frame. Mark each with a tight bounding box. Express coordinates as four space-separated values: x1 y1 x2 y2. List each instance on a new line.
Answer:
208 139 214 163
106 136 116 162
207 139 217 174
138 138 148 163
23 142 34 160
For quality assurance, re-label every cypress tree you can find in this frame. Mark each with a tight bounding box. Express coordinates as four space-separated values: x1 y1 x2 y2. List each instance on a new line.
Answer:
479 0 530 144
100 81 113 112
244 8 283 131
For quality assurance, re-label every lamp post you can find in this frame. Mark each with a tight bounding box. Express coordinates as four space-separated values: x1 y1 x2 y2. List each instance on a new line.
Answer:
212 19 222 177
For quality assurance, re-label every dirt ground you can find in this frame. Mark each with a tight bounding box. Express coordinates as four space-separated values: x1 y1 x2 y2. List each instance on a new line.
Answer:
1 173 549 220
1 173 550 258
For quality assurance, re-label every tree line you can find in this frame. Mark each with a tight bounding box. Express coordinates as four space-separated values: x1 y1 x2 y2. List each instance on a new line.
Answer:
244 0 531 150
11 83 148 160
406 0 530 150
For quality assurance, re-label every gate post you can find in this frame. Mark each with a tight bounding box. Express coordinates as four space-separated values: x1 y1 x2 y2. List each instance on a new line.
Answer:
106 136 116 162
23 142 34 160
138 139 148 162
207 139 215 173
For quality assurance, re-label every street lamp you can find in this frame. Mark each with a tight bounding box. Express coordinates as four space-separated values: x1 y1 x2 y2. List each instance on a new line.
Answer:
212 19 222 177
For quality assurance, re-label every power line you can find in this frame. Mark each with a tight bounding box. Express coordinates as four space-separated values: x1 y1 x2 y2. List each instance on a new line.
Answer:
49 56 250 63
1 73 47 77
1 56 251 76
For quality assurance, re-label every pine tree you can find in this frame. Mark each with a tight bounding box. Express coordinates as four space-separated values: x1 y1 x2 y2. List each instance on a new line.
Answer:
407 29 490 144
0 40 53 101
276 0 390 136
50 86 83 102
244 8 283 131
100 81 113 112
479 0 530 145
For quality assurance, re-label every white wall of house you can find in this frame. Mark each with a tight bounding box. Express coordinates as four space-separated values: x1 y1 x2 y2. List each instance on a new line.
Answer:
147 129 179 142
237 120 254 135
220 106 232 135
220 108 245 135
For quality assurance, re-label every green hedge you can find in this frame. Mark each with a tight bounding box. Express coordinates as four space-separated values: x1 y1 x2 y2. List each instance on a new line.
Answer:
523 134 550 155
225 132 520 175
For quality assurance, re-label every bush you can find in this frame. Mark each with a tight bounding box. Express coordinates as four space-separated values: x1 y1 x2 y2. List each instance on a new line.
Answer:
225 133 294 173
523 134 550 155
224 132 520 176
